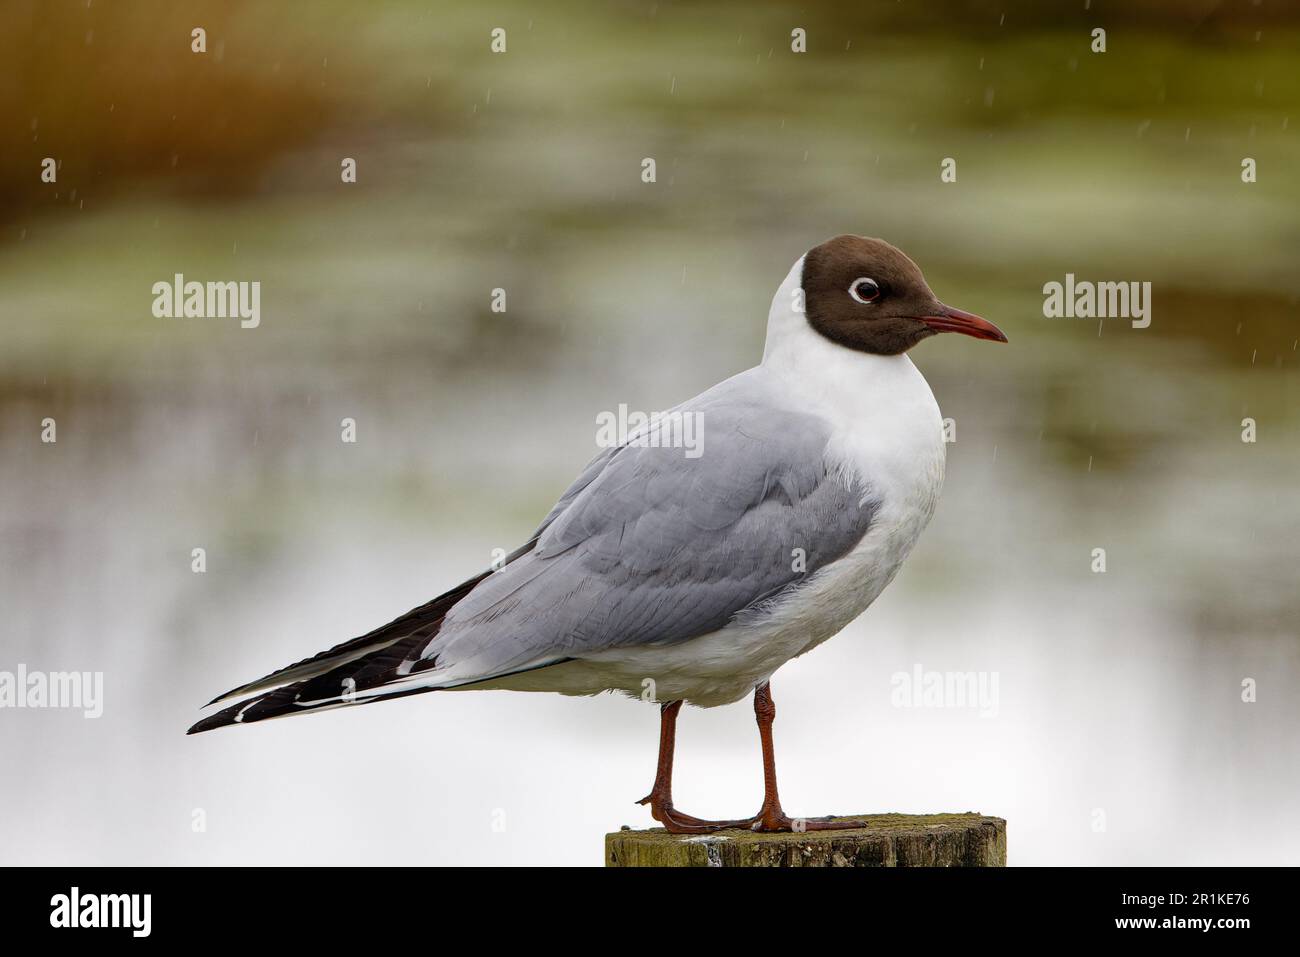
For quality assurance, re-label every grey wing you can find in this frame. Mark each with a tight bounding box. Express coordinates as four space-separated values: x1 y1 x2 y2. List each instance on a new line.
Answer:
418 370 880 687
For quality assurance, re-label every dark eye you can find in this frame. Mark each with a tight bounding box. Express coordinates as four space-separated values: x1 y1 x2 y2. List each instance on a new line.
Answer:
848 277 880 304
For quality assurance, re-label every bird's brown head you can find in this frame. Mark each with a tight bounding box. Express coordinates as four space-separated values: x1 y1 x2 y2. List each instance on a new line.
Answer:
800 234 1007 356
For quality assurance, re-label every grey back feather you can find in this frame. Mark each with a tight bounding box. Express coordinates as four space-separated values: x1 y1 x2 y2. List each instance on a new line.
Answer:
422 368 879 681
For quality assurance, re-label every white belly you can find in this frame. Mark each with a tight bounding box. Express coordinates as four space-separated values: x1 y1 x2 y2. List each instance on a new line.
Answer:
479 351 947 707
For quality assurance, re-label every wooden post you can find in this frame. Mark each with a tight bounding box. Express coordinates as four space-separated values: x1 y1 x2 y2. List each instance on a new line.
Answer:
605 813 1006 867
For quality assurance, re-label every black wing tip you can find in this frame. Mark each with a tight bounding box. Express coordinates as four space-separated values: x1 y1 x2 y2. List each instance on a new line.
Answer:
187 695 268 735
187 701 253 735
186 713 227 735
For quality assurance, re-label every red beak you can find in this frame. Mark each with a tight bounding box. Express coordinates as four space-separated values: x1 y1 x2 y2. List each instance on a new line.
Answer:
919 305 1007 343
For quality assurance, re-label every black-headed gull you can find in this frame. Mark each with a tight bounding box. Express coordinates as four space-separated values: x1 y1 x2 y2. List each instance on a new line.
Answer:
190 235 1007 833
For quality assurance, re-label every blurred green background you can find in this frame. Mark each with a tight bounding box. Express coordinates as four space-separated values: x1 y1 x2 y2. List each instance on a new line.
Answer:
0 1 1296 865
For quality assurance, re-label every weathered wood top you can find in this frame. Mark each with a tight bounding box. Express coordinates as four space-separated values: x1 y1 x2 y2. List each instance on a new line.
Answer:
605 813 1006 867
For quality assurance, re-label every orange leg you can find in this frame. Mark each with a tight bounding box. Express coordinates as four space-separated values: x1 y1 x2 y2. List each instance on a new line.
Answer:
749 681 869 832
637 683 870 834
636 700 755 833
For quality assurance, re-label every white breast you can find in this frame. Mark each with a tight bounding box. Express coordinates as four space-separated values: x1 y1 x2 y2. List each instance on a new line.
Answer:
755 345 946 662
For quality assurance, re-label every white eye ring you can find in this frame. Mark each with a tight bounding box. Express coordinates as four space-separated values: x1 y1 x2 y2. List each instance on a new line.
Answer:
848 277 880 304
